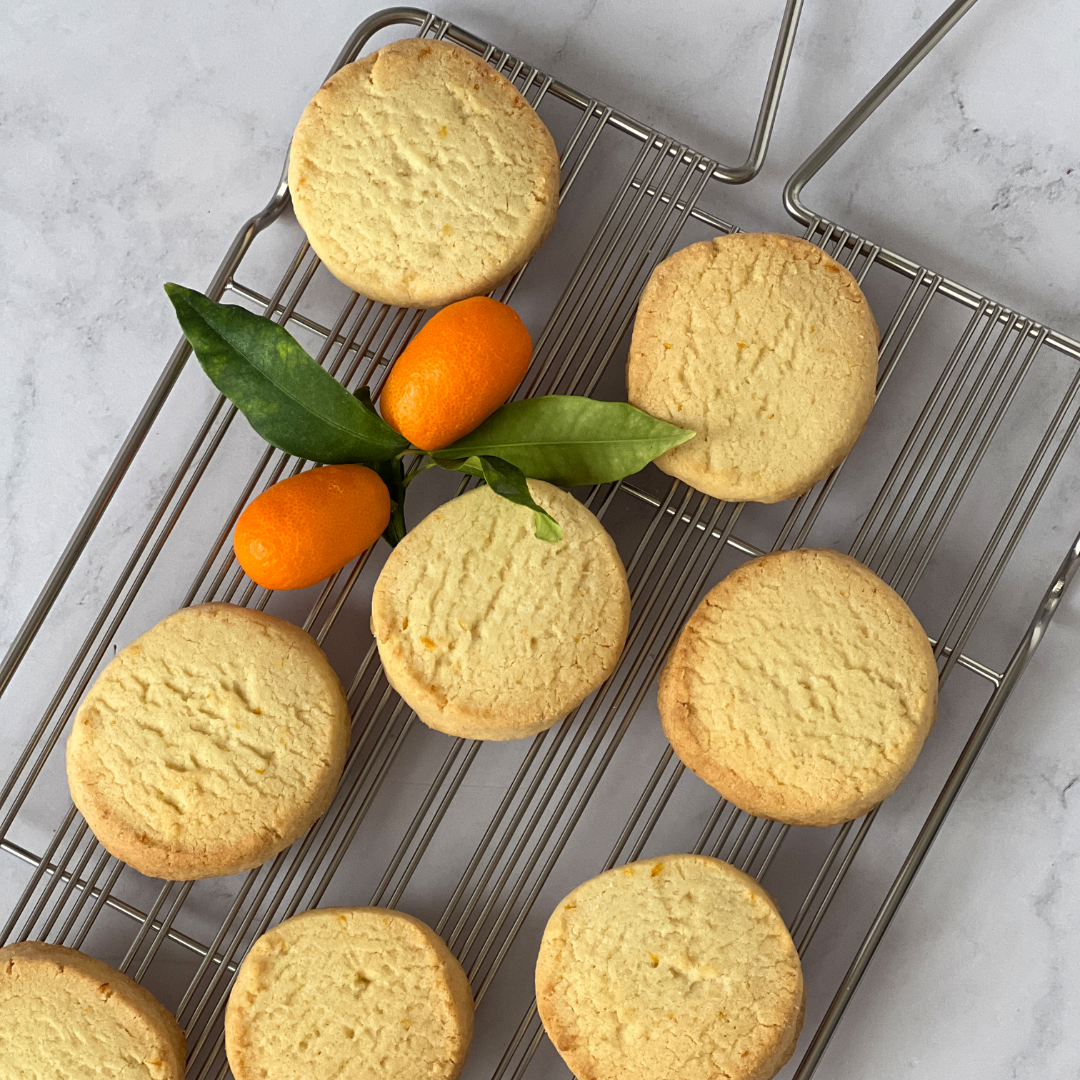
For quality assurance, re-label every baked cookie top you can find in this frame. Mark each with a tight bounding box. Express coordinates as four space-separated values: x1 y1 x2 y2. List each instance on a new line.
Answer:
0 941 186 1079
628 233 879 503
67 603 350 879
535 854 805 1080
371 481 630 741
659 549 938 826
288 37 560 308
225 907 474 1080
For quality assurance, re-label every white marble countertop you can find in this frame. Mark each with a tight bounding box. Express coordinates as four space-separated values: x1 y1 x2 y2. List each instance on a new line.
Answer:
2 1 1079 1076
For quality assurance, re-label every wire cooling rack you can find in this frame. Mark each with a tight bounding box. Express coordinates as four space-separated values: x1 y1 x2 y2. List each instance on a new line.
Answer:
4 3 1080 1078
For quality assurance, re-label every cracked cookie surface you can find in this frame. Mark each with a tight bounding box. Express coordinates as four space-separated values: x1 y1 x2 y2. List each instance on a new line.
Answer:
659 548 938 826
535 854 804 1080
288 37 560 308
66 603 349 879
371 481 629 741
225 906 473 1080
627 232 879 503
0 941 186 1079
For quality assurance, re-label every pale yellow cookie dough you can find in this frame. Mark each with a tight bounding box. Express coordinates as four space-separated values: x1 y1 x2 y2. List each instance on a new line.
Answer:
371 481 630 741
0 941 186 1079
659 548 938 826
535 854 805 1080
225 907 474 1080
288 37 560 308
67 603 350 879
628 232 879 503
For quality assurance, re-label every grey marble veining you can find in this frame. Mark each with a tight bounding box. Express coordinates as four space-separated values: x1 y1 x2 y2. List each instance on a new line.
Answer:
2 2 1079 1077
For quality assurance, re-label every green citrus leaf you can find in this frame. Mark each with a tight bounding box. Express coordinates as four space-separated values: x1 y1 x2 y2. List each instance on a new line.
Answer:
431 396 693 486
353 385 379 417
375 457 408 547
437 455 563 543
165 283 408 465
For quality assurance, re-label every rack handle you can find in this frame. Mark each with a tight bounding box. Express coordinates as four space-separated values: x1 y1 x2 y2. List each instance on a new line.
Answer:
784 0 979 224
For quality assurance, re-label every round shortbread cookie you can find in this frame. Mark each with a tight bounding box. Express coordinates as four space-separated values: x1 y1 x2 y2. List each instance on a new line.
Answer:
371 481 629 741
535 854 805 1080
67 603 350 880
225 906 474 1080
288 37 560 308
0 941 186 1079
627 233 879 503
659 549 938 826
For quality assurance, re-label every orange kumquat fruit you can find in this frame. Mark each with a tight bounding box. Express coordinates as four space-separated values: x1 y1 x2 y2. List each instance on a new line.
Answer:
380 295 532 451
234 464 390 591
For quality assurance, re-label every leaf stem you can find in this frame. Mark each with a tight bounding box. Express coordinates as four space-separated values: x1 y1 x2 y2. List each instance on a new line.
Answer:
402 458 437 487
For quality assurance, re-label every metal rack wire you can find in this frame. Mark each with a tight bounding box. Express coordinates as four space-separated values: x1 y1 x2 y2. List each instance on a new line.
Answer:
3 4 1080 1078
